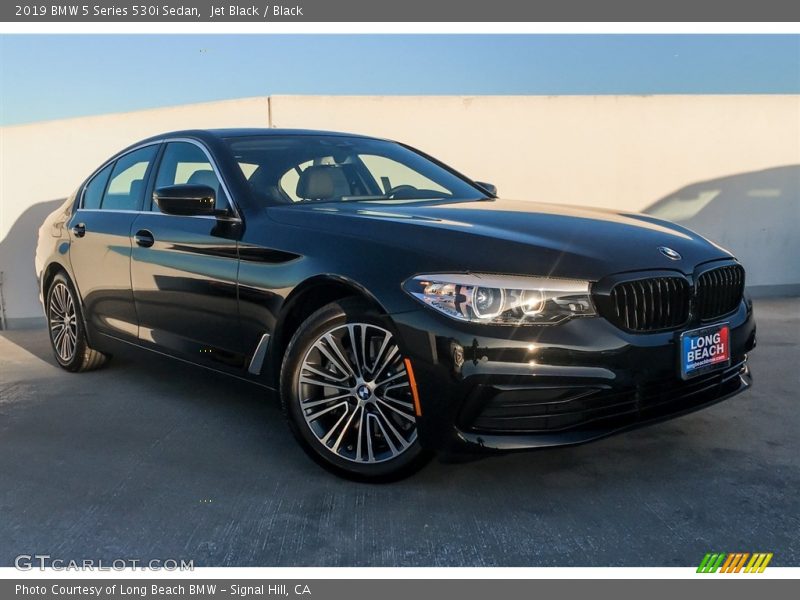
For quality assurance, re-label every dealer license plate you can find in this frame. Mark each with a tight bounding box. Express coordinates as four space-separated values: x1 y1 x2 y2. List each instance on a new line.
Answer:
679 323 731 380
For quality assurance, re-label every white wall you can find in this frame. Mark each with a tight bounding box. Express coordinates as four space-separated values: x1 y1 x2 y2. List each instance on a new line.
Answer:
1 95 798 326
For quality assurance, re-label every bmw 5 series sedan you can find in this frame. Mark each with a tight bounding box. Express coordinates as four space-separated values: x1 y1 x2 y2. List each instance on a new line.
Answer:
36 129 756 480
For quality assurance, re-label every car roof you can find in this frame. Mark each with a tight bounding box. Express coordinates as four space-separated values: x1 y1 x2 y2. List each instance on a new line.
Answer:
135 128 385 146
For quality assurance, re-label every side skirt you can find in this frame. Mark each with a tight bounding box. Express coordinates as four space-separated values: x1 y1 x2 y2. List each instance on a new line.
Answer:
93 331 277 391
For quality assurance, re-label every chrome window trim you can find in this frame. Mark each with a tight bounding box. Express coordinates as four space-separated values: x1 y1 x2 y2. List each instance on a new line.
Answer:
74 208 228 222
77 137 243 223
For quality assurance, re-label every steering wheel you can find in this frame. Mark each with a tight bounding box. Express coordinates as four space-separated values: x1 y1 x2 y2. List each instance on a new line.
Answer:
386 185 419 199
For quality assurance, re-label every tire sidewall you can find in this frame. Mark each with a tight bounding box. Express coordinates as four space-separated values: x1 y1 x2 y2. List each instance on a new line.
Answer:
280 299 429 481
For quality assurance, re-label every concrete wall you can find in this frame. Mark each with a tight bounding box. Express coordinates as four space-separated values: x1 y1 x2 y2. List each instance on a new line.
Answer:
1 95 798 326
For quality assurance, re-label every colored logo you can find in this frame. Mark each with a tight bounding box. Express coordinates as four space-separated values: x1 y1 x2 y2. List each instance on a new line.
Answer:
697 552 773 573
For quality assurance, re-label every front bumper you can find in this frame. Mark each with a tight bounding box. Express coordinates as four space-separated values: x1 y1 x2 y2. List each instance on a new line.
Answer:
392 297 756 455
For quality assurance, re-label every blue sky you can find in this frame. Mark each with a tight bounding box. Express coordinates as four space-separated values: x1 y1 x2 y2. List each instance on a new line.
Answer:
1 35 798 125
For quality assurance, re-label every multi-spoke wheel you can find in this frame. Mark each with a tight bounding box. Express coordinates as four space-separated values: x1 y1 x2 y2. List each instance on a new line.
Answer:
45 272 108 372
49 281 78 364
281 298 431 481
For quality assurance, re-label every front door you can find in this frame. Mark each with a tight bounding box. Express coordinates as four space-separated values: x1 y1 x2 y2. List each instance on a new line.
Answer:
130 141 244 368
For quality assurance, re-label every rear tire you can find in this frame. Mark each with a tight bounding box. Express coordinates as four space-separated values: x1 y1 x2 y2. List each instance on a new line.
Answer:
46 272 109 372
280 298 432 482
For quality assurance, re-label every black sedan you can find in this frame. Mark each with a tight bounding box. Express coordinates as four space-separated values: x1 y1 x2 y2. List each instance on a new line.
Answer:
35 129 756 480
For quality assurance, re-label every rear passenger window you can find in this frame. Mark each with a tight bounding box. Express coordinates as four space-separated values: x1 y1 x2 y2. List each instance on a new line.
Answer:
101 145 158 211
82 163 113 209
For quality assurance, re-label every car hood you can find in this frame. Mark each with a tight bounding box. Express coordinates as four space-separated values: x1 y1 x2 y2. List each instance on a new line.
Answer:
266 198 732 279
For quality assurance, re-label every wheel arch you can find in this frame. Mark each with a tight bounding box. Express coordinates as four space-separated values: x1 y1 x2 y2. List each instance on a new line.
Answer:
263 274 390 387
41 261 70 302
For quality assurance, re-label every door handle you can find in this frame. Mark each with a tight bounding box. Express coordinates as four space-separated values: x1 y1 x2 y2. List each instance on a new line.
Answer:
71 223 86 238
134 229 155 248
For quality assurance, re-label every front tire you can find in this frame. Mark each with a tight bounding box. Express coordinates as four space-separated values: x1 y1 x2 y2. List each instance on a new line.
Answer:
280 298 431 481
46 272 109 372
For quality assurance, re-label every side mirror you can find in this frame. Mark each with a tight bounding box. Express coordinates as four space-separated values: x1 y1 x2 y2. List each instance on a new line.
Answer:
153 184 217 216
474 181 497 196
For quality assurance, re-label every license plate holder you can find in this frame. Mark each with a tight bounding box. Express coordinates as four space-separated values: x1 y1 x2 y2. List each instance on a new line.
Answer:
679 322 731 380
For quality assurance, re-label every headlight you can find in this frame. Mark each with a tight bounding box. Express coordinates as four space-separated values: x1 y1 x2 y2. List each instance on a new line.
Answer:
403 273 596 325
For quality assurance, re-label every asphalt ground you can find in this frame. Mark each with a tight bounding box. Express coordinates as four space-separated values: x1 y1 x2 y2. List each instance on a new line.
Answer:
1 297 798 567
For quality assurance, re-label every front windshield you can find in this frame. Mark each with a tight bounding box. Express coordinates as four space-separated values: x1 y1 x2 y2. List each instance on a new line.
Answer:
225 135 487 204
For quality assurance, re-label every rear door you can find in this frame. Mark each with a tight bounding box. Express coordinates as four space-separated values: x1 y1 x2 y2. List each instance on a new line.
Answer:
67 144 159 340
130 140 244 367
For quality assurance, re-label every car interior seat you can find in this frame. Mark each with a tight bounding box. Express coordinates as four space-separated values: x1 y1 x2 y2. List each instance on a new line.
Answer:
296 165 351 201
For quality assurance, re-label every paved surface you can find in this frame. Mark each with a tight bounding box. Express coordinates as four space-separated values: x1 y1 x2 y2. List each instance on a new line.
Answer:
0 298 798 567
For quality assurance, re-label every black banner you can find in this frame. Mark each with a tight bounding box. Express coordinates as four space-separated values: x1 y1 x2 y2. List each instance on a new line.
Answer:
4 579 798 600
4 0 800 22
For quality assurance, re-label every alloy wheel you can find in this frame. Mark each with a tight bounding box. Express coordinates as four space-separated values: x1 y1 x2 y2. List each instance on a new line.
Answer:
49 282 78 363
297 323 417 464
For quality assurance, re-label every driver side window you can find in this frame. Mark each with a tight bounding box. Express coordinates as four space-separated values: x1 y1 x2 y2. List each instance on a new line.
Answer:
153 142 228 212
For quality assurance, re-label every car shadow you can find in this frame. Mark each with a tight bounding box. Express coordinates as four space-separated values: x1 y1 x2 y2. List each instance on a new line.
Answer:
0 198 66 330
